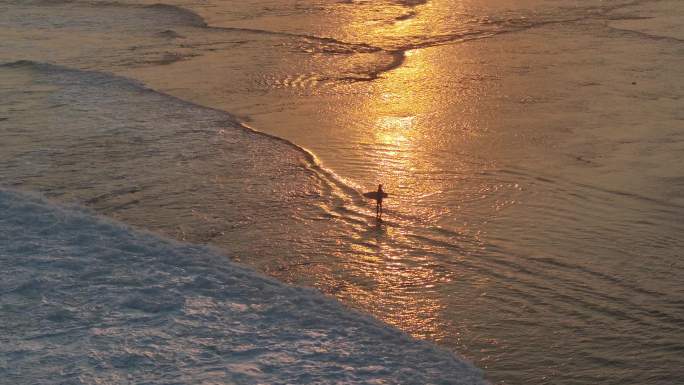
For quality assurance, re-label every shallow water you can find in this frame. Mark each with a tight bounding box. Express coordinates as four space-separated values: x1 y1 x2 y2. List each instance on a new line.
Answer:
1 0 683 384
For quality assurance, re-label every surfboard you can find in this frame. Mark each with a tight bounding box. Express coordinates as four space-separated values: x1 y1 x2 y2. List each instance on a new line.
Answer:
363 191 388 199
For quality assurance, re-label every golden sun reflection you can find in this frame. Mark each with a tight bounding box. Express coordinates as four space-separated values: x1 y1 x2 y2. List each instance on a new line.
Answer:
329 10 493 341
352 47 448 200
375 115 414 150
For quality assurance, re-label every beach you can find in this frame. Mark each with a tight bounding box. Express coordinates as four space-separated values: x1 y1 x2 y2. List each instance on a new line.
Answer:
1 0 683 383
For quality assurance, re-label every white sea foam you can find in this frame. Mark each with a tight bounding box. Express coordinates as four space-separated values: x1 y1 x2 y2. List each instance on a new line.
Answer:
0 189 485 385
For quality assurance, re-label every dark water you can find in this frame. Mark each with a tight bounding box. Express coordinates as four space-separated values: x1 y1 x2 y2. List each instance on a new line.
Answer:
1 0 683 384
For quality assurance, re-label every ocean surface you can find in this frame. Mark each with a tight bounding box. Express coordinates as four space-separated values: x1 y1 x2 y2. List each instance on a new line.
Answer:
1 0 683 384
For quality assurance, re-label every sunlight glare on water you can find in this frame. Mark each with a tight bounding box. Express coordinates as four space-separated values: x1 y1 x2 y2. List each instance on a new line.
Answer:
1 0 684 384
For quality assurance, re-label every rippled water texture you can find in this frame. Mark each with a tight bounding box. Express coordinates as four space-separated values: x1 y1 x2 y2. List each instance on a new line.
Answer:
1 0 683 384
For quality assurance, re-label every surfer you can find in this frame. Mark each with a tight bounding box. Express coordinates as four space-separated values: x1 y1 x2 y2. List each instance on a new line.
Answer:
362 184 388 220
375 184 384 219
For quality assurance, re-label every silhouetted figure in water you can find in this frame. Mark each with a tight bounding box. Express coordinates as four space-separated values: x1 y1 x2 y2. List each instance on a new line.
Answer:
375 184 384 219
363 184 388 221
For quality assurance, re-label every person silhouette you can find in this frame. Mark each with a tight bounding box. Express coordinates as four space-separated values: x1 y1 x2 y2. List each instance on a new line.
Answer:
375 184 384 219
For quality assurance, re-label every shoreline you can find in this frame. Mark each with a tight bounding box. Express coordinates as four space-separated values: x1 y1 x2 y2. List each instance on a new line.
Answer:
3 0 684 383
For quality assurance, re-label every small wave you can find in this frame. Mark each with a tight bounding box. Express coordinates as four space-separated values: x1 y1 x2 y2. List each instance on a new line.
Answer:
144 3 207 28
394 0 429 6
395 11 417 21
604 22 684 44
155 29 184 39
